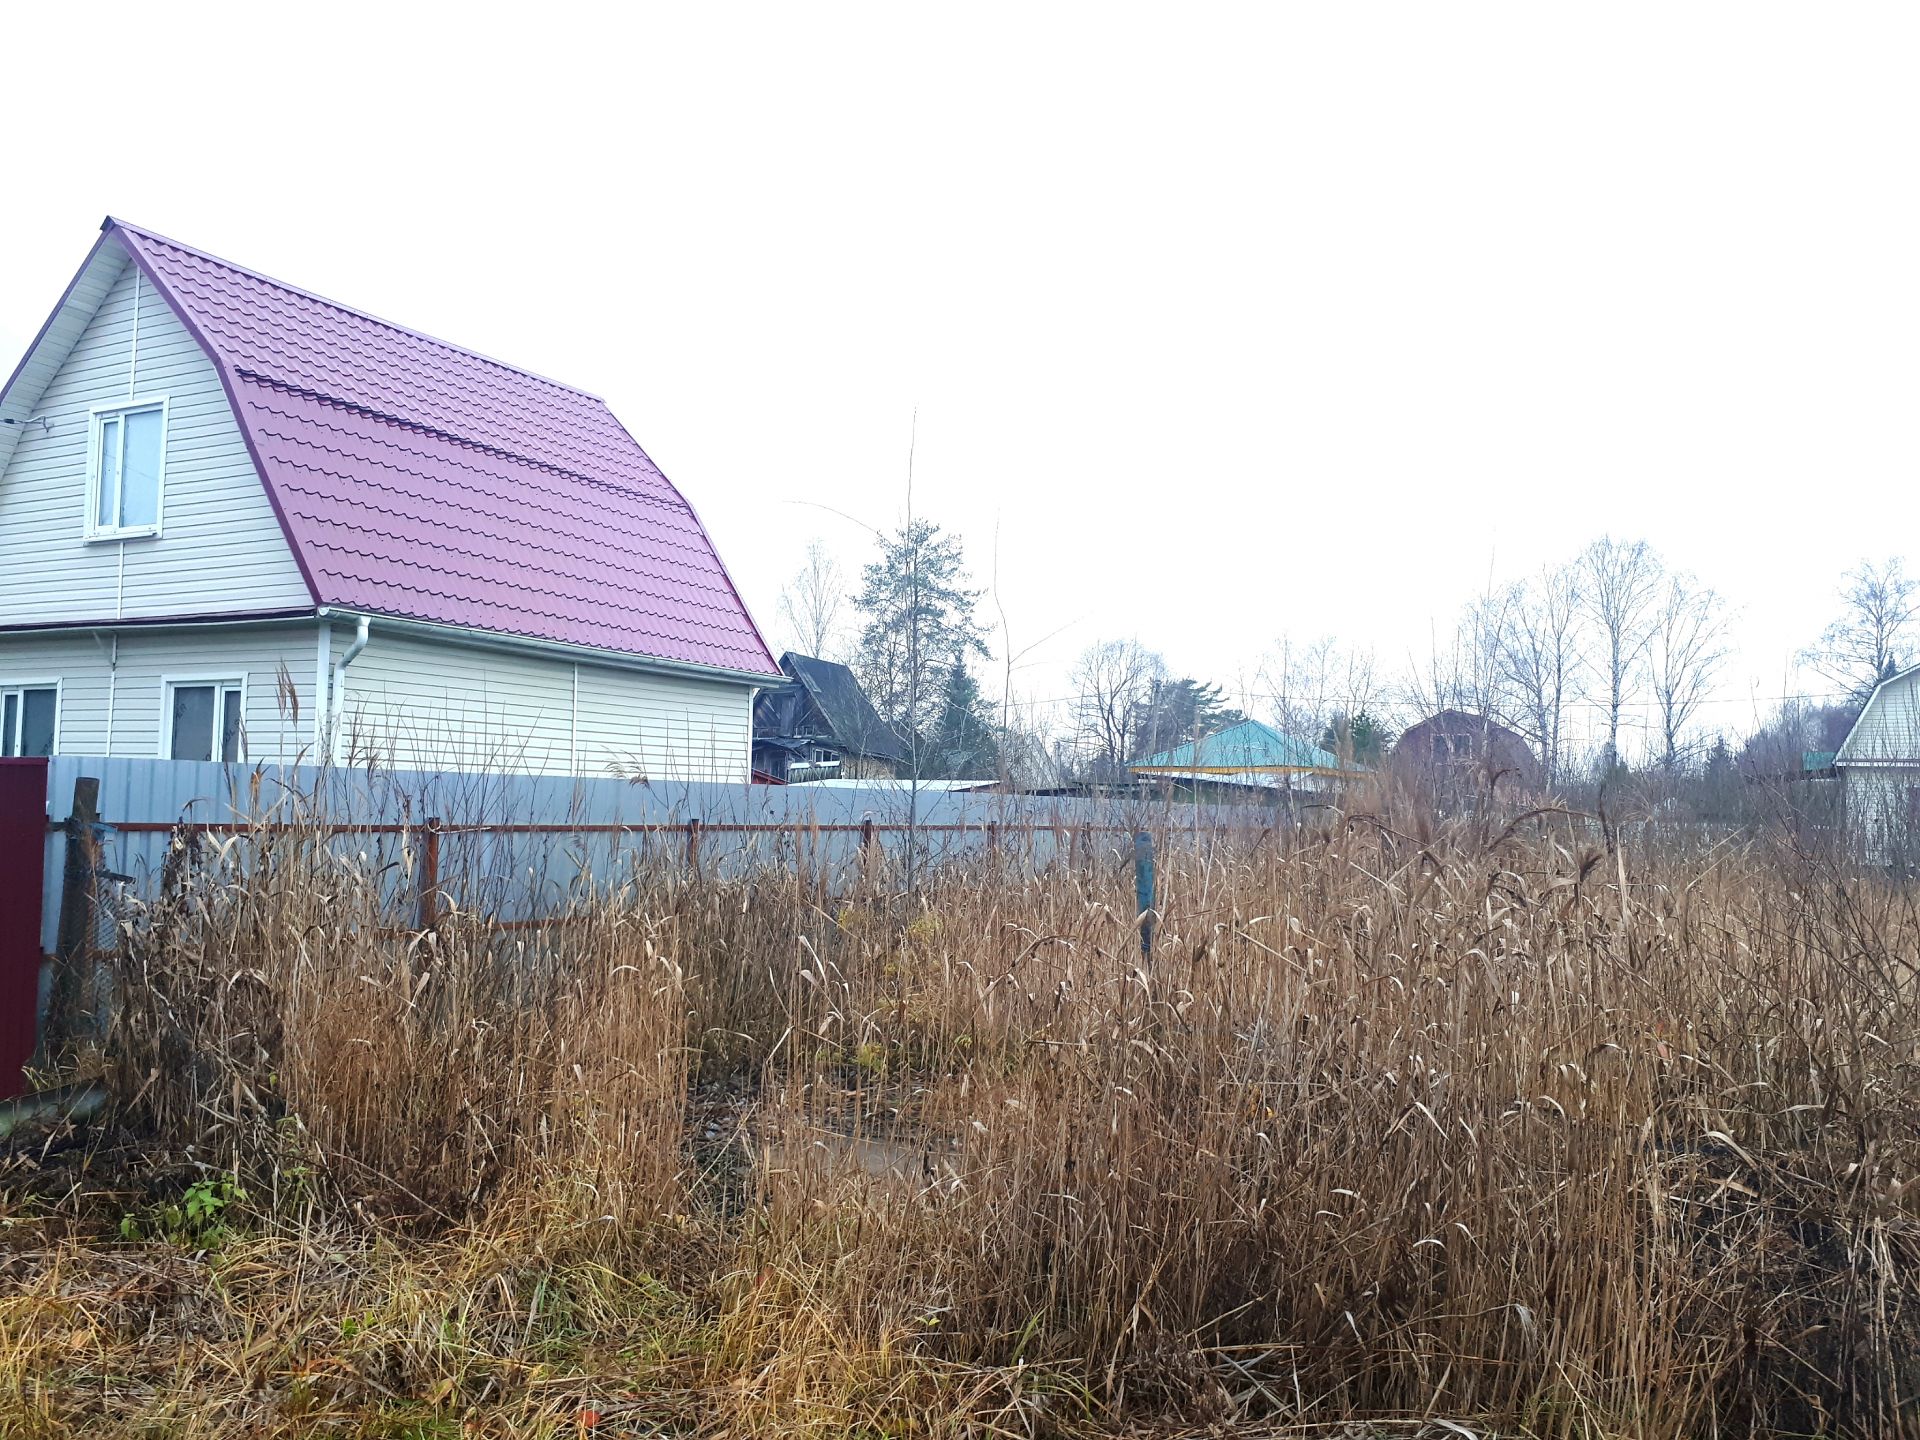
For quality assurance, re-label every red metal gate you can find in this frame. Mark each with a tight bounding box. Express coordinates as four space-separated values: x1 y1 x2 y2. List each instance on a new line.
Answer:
0 759 48 1100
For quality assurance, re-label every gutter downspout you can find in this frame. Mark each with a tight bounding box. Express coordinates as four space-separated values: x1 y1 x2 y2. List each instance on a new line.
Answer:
328 615 370 764
745 685 762 784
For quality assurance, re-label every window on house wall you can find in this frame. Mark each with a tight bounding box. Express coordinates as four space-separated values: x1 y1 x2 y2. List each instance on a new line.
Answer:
166 681 244 762
0 685 57 757
87 398 167 538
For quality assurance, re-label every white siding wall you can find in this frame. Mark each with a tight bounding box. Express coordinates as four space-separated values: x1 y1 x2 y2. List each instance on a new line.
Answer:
0 623 320 763
574 659 754 781
0 255 310 625
1842 768 1920 865
339 629 754 782
1839 671 1920 764
1836 673 1920 861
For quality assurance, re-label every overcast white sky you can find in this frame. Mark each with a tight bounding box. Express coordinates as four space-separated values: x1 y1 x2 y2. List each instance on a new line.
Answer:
2 4 1914 751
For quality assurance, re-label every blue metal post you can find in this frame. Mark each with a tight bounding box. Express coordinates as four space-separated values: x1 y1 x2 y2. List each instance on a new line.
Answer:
1134 829 1155 961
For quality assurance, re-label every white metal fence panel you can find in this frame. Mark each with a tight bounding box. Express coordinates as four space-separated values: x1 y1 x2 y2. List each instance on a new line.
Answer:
38 757 1278 951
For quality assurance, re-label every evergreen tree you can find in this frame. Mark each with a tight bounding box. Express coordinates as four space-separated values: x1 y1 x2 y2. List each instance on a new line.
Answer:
1702 734 1734 784
1129 677 1247 759
1319 708 1391 766
927 655 1000 779
851 519 990 749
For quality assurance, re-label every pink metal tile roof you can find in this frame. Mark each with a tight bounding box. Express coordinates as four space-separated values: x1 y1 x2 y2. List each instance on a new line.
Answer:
110 220 778 676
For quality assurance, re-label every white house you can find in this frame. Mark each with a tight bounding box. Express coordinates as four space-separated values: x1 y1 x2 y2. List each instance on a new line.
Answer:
0 219 780 779
1834 664 1920 862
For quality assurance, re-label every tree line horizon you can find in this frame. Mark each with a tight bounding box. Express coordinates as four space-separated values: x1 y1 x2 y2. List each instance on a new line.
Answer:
775 521 1915 787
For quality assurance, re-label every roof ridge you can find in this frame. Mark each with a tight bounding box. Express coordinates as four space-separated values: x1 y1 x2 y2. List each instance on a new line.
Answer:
105 216 609 403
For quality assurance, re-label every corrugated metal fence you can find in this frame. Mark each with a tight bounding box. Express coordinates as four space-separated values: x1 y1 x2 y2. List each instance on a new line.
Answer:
36 756 1276 955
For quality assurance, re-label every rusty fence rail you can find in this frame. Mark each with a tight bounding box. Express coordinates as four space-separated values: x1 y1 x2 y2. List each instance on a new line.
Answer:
26 755 1285 1070
84 813 1173 933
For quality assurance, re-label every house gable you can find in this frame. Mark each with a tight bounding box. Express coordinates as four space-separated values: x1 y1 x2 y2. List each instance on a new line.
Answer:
0 237 312 626
779 653 909 763
1836 666 1920 767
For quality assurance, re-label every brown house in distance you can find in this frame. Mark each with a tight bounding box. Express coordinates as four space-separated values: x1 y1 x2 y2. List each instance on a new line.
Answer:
1392 710 1543 794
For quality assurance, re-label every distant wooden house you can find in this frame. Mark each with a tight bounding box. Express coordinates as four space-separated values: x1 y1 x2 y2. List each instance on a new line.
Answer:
1130 719 1363 798
1393 711 1542 793
1834 664 1920 862
751 653 909 783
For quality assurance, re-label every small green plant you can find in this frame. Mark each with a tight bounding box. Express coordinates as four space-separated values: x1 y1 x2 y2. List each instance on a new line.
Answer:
120 1175 249 1248
181 1176 240 1230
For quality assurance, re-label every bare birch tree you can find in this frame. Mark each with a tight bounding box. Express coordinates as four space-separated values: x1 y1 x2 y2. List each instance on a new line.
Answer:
1495 563 1583 785
1578 536 1664 770
1801 557 1918 702
1405 595 1508 725
1262 635 1385 745
1648 573 1729 771
776 539 848 661
1070 638 1166 780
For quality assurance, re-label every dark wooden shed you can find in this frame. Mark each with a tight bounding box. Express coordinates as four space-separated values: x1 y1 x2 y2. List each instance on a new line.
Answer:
1392 710 1543 794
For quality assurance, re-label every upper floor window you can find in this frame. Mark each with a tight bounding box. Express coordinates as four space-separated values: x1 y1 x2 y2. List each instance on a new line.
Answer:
0 684 57 757
86 397 168 539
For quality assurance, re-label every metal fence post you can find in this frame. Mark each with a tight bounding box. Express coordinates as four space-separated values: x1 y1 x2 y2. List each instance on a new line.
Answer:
1134 829 1155 962
416 816 442 931
52 777 100 969
41 777 102 1064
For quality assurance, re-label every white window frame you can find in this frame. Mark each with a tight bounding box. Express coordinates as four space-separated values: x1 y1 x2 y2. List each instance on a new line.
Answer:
0 677 61 758
159 674 247 763
84 395 170 541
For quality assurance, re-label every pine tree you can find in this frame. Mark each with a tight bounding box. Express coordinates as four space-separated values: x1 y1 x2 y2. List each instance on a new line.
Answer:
1702 734 1734 783
927 655 1000 779
1129 677 1246 759
1319 708 1390 766
851 519 990 750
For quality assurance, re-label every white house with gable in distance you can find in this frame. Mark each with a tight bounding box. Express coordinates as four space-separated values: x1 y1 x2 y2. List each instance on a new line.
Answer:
1834 663 1920 863
0 218 780 778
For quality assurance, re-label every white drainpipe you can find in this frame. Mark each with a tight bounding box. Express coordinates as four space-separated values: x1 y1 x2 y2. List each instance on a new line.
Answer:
329 615 371 764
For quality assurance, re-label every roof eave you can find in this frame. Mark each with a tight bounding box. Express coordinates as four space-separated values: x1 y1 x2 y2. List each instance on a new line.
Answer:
0 608 322 637
110 222 325 607
598 406 779 676
1131 764 1364 779
0 227 130 476
315 607 781 686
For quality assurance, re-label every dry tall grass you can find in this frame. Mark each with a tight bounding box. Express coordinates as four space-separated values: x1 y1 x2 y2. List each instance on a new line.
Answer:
4 793 1918 1437
114 823 689 1230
